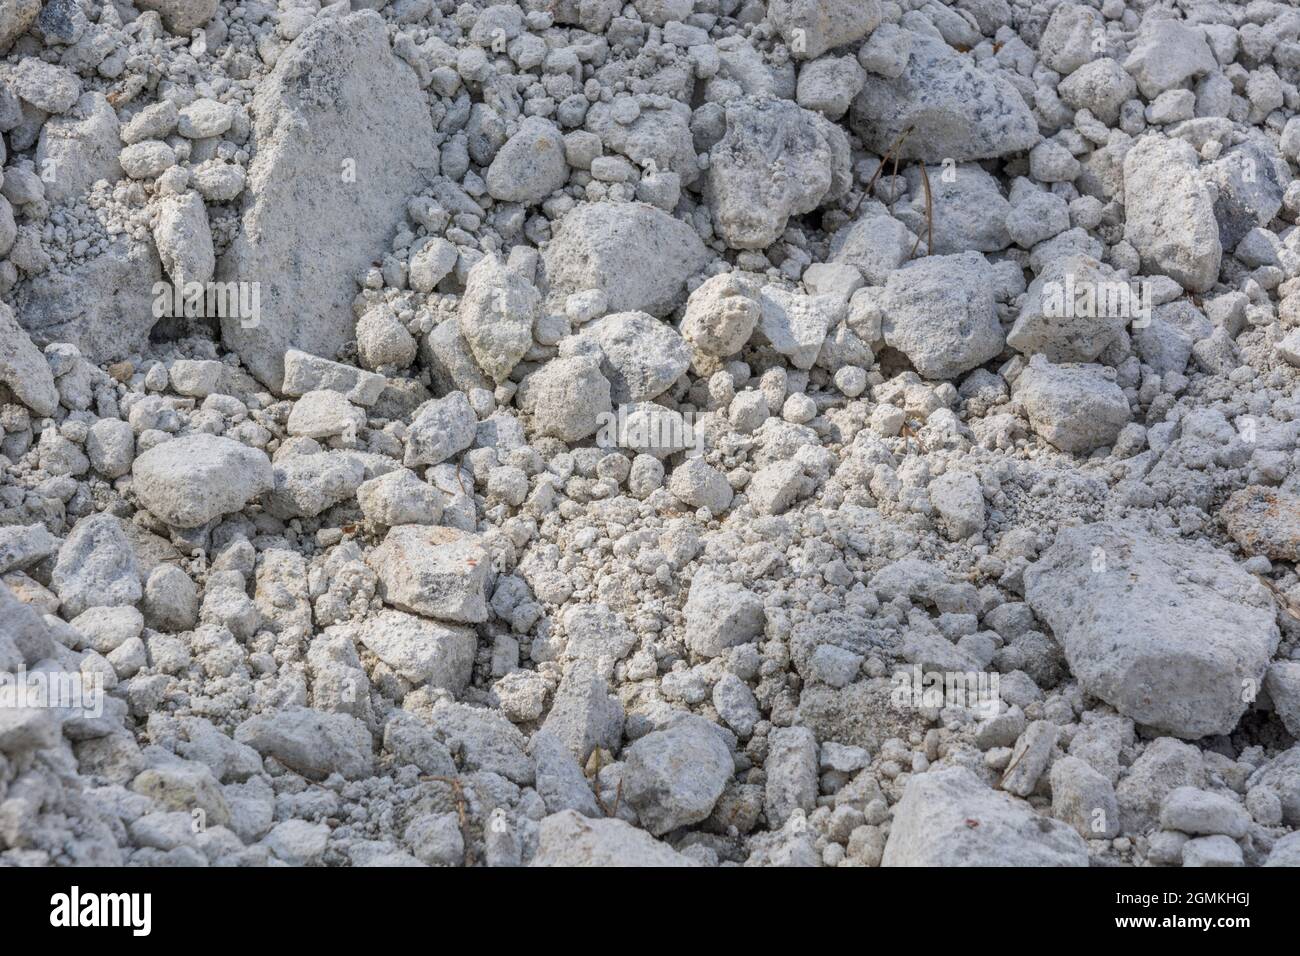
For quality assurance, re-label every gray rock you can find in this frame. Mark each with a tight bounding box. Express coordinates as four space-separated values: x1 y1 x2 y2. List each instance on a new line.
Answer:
707 98 849 249
765 724 817 825
756 286 840 370
542 202 710 318
1159 787 1251 839
51 513 142 618
0 300 57 416
234 706 374 780
357 610 476 693
263 451 365 519
683 570 766 658
458 253 540 384
134 0 217 33
34 91 121 203
1050 755 1119 839
404 392 477 467
624 716 732 834
367 525 490 623
219 12 436 390
1264 660 1300 738
131 434 273 528
1007 254 1128 363
882 253 1003 380
573 311 690 404
1014 357 1130 454
485 117 567 204
1024 523 1279 739
541 660 624 762
530 809 695 866
517 355 612 442
530 729 602 817
850 32 1039 162
1123 18 1216 99
768 0 880 60
282 349 386 406
1122 135 1221 293
883 766 1088 866
429 700 533 784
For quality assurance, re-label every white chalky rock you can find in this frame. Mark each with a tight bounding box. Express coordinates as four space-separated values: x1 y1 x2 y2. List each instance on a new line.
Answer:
1024 523 1279 739
485 117 568 204
881 253 1003 380
264 452 366 519
574 311 690 404
282 349 386 406
517 355 612 442
134 0 217 34
131 434 273 528
542 202 710 318
883 767 1088 866
459 253 540 383
767 0 880 60
286 389 364 439
0 301 58 416
928 471 985 541
34 92 122 203
1122 18 1217 99
531 810 696 866
755 286 839 370
1013 357 1130 454
356 610 476 693
680 273 760 359
708 97 849 249
668 457 734 513
51 514 141 618
357 469 444 527
1122 135 1222 293
404 392 477 467
1006 254 1127 363
850 33 1039 163
235 706 374 781
683 570 765 658
367 525 491 624
219 12 437 390
624 716 733 835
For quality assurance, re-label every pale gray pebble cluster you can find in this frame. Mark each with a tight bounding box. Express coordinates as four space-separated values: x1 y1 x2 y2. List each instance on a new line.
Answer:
1 0 1300 869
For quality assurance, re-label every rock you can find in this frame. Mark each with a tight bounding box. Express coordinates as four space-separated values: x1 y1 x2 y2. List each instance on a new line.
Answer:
14 239 162 363
485 117 567 204
883 766 1087 866
1181 835 1243 868
1024 522 1279 739
574 311 690 403
1221 486 1300 561
235 706 373 780
131 434 273 528
1123 18 1217 99
143 564 199 632
560 603 638 662
357 469 444 527
405 812 463 866
404 391 477 467
928 471 985 541
0 523 57 574
429 700 533 784
0 0 39 51
542 202 710 318
1247 746 1300 826
668 457 734 513
707 98 848 249
0 300 57 416
459 254 540 384
1205 141 1286 252
264 819 329 865
1049 756 1119 839
51 513 142 618
263 452 366 519
541 660 624 762
517 355 612 442
1159 787 1251 839
683 570 766 658
680 273 760 359
134 0 217 34
367 525 490 623
829 211 916 285
1265 832 1300 867
756 286 839 370
1058 58 1135 126
765 725 818 825
624 716 733 834
530 809 695 866
530 730 602 817
153 191 214 286
1014 357 1131 454
1007 254 1129 363
897 163 1010 255
282 349 386 406
850 33 1039 163
1116 737 1206 832
882 253 1003 379
767 0 880 60
1122 135 1221 293
219 12 437 390
356 610 476 693
34 92 121 203
1264 661 1300 738
286 390 364 440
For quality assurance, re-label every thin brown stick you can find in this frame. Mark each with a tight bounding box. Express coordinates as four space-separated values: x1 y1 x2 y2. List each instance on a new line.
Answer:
910 160 934 258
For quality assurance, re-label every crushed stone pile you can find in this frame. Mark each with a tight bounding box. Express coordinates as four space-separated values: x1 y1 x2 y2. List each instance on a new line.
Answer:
1 0 1300 868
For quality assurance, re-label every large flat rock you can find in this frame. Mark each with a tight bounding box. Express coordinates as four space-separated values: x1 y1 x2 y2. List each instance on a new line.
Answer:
219 11 436 390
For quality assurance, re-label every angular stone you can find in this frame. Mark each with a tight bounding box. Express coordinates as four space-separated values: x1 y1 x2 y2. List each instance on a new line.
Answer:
131 434 273 528
356 610 476 693
367 525 490 623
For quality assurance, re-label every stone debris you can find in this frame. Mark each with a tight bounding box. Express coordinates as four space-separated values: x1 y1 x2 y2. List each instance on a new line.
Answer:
0 0 1297 874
